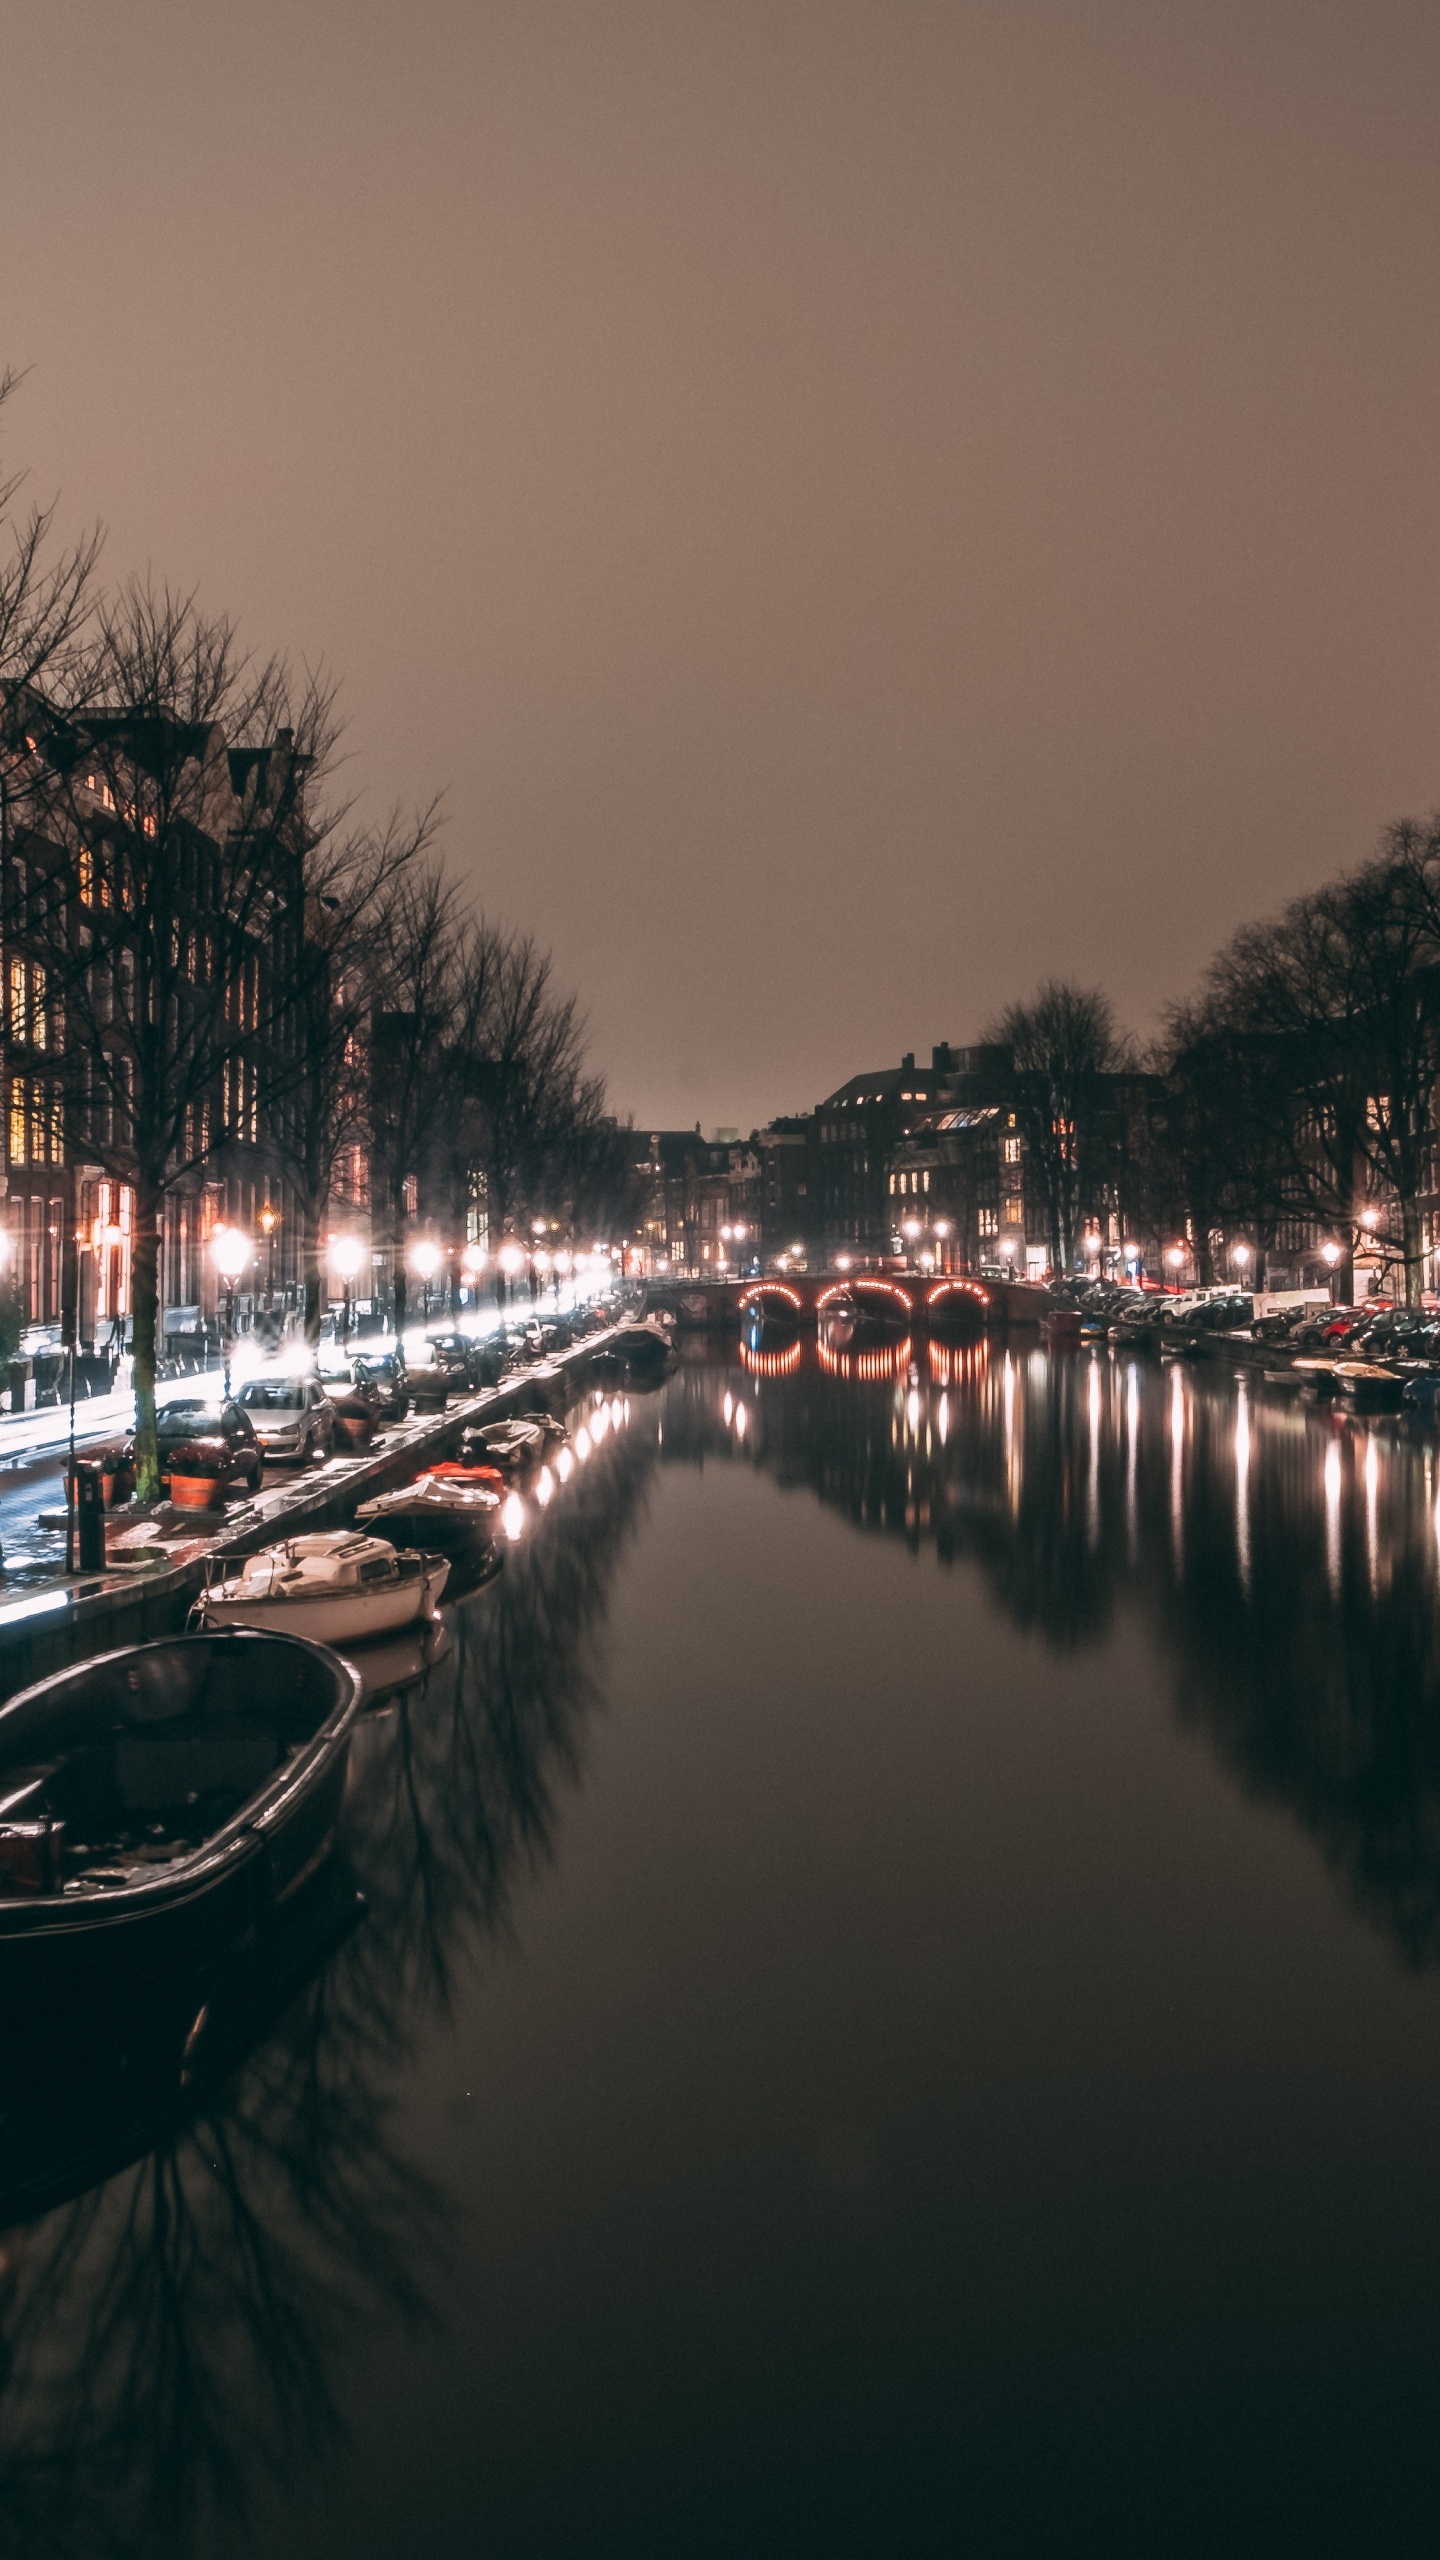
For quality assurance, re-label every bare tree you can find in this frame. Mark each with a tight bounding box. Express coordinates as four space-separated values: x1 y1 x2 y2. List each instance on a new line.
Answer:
17 583 336 1496
367 861 470 1334
984 981 1127 1272
1194 825 1440 1304
269 803 438 1338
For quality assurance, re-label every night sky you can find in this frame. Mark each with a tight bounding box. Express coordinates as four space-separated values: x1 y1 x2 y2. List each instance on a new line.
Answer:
4 1 1438 1133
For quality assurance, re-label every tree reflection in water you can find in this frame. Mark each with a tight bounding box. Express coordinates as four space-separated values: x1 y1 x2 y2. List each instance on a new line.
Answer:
679 1340 1440 1967
0 1394 661 2560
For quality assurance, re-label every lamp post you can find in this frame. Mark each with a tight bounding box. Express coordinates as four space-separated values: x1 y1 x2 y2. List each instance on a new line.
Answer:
258 1199 280 1309
329 1234 365 1346
497 1237 525 1306
933 1217 951 1273
1232 1242 1252 1279
210 1224 252 1399
902 1216 921 1266
408 1238 442 1324
461 1241 487 1306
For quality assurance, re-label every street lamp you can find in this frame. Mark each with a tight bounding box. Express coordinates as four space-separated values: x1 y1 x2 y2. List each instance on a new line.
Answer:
497 1236 525 1305
408 1237 442 1321
732 1220 748 1273
902 1217 922 1263
1322 1241 1341 1265
1231 1242 1252 1276
1166 1245 1185 1273
329 1233 365 1344
210 1225 252 1398
933 1218 951 1272
258 1199 281 1308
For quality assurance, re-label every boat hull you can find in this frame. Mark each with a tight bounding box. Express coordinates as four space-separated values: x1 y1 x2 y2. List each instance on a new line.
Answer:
198 1557 448 1643
0 1631 360 2000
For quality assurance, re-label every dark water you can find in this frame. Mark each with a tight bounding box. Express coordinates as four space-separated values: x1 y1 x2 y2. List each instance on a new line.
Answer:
7 1338 1440 2557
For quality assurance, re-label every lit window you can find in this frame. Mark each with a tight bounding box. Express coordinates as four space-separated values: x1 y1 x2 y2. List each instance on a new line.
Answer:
8 959 24 1043
923 1170 930 1192
8 1079 24 1166
49 1091 63 1164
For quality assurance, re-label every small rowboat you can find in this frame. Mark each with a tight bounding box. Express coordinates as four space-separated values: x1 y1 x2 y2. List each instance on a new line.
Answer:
0 1631 360 1993
196 1531 449 1644
458 1418 546 1475
356 1472 501 1550
1333 1361 1405 1412
430 1456 507 1489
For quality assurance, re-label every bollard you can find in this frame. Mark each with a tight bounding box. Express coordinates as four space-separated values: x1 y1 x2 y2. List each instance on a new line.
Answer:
75 1464 106 1573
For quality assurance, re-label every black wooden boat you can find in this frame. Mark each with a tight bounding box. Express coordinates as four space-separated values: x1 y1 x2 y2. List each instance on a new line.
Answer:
0 1631 360 1993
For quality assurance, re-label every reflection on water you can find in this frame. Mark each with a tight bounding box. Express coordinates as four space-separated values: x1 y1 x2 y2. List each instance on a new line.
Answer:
669 1340 1440 1968
9 1344 1440 2547
0 1394 660 2559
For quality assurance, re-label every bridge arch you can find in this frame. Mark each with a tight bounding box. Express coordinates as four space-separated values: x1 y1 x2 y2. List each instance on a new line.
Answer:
739 1282 805 1316
816 1276 915 1315
926 1277 991 1311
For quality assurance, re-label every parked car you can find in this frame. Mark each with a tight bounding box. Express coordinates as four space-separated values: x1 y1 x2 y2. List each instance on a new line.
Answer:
123 1393 263 1496
236 1375 338 1463
424 1331 494 1391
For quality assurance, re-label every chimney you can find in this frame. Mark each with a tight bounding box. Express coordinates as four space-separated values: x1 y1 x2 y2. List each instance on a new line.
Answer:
902 1051 915 1074
932 1042 953 1075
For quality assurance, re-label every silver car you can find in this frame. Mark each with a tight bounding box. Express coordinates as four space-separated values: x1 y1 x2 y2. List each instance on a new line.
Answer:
236 1375 338 1462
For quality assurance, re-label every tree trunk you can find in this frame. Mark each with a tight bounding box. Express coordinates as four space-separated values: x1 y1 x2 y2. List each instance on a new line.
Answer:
131 1172 163 1505
1402 1189 1425 1307
392 1201 408 1336
300 1192 326 1343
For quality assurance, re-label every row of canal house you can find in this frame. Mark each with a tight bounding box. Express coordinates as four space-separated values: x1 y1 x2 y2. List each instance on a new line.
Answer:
629 1047 1062 1277
0 697 311 1347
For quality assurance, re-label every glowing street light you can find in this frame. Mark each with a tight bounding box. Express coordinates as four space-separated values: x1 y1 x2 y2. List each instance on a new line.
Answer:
1166 1245 1185 1272
1231 1242 1252 1271
408 1236 442 1321
210 1225 252 1396
328 1233 365 1343
1322 1241 1342 1266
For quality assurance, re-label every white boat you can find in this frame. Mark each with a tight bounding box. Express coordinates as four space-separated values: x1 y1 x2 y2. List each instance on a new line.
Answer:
355 1474 501 1548
196 1532 449 1644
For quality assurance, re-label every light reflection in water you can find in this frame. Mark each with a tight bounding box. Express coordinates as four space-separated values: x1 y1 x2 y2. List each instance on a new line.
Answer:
1326 1440 1343 1598
1235 1383 1251 1595
1170 1363 1185 1574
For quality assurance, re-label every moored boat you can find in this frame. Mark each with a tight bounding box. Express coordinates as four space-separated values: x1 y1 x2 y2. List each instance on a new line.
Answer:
1333 1361 1405 1412
458 1417 546 1474
355 1472 501 1549
196 1531 449 1644
0 1631 360 1991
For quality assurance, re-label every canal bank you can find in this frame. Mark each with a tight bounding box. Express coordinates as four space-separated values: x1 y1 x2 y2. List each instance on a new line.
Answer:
0 1326 624 1694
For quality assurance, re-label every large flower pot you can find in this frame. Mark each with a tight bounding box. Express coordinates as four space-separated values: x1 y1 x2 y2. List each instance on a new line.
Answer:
169 1474 221 1511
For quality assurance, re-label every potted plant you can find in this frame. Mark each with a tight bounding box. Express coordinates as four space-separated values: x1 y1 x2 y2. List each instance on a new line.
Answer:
166 1439 227 1511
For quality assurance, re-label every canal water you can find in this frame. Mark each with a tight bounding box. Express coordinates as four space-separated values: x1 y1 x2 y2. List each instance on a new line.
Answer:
6 1337 1440 2556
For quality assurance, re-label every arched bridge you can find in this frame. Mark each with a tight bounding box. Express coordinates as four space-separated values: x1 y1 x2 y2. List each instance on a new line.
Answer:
646 1273 1049 1331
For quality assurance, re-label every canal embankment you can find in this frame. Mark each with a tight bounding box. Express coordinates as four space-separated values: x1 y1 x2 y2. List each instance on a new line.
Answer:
0 1328 622 1693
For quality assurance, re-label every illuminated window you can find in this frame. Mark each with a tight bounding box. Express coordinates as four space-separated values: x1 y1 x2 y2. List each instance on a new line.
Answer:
77 844 94 903
8 1079 24 1166
8 959 24 1042
31 967 45 1048
403 1174 418 1216
29 1082 44 1165
978 1207 999 1237
1003 1137 1021 1164
49 1091 63 1164
923 1170 930 1192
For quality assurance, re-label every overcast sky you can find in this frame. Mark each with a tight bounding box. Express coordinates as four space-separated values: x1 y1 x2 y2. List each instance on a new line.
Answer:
3 0 1438 1132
